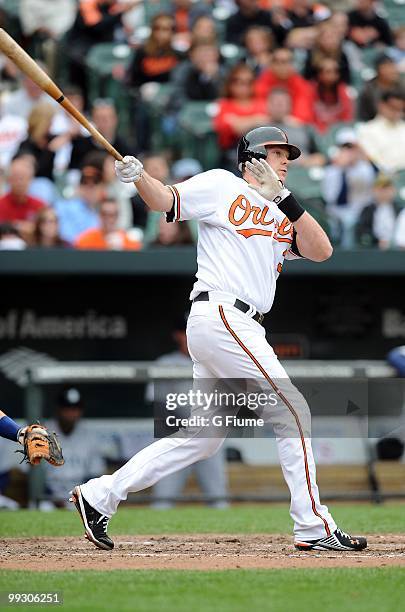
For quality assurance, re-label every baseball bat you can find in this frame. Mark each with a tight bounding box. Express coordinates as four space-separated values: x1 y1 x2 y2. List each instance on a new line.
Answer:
0 28 123 161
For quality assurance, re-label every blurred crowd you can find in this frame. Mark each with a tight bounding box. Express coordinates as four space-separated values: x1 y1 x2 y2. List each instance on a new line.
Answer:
0 0 404 250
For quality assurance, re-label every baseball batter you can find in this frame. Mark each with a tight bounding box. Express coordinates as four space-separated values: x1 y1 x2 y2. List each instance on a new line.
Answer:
71 127 367 553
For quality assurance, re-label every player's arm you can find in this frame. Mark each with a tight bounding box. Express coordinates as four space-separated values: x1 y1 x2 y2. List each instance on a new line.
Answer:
115 156 173 212
0 409 22 442
291 212 333 262
246 158 333 261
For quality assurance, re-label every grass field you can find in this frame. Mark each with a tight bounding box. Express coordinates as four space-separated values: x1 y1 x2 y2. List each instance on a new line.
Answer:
1 503 405 612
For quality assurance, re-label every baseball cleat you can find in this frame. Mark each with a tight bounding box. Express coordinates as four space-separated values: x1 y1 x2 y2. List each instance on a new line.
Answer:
70 485 114 550
295 527 367 551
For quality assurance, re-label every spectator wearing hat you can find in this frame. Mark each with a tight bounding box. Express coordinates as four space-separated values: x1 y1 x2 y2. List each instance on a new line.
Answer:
322 127 376 247
348 0 393 48
54 164 105 243
75 198 142 250
145 313 228 508
357 54 405 122
356 174 402 249
357 90 405 173
42 387 107 508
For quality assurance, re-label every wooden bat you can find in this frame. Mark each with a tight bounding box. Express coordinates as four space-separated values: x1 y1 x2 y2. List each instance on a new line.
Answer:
0 28 123 162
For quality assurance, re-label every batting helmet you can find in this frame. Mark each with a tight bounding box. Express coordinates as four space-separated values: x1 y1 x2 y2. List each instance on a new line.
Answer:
237 126 301 170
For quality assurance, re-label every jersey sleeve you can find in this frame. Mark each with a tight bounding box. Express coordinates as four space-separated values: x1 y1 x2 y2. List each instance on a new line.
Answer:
166 170 224 223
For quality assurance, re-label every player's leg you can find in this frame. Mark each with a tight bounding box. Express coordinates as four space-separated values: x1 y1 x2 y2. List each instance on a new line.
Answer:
188 301 365 549
0 410 21 442
73 360 226 548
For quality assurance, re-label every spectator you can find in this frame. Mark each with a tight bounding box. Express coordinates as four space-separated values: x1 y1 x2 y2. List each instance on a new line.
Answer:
310 57 354 133
2 68 51 120
266 88 325 166
170 41 225 107
30 206 69 248
254 47 314 123
102 154 134 230
357 90 405 172
170 0 211 49
0 157 45 239
146 313 228 508
303 20 351 84
126 13 181 88
69 98 132 170
43 387 107 508
19 0 77 41
54 164 105 243
348 0 393 48
125 12 183 151
0 100 27 169
152 214 194 246
171 157 203 182
16 102 70 180
75 198 142 250
243 25 274 76
0 224 27 250
225 0 274 46
322 128 376 248
394 207 405 249
356 174 401 249
357 54 404 122
213 63 267 168
66 0 139 105
131 154 171 230
190 14 218 46
389 26 405 73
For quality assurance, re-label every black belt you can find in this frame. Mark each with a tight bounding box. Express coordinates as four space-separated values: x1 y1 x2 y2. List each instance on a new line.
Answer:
193 292 264 325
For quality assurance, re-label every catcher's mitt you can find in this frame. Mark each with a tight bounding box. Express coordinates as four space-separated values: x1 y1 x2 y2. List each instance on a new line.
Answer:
17 423 65 466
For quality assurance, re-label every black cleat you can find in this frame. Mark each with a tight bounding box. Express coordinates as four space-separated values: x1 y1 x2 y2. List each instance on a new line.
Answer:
70 485 114 550
295 528 367 552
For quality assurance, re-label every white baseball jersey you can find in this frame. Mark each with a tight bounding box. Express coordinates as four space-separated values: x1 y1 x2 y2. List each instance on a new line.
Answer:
167 169 302 314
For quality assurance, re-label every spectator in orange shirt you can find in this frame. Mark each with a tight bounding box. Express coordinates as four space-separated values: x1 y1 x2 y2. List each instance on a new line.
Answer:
213 63 267 170
254 47 314 123
75 198 142 251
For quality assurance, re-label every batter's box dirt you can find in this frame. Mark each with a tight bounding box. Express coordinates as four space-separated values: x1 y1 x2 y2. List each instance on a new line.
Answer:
1 535 405 571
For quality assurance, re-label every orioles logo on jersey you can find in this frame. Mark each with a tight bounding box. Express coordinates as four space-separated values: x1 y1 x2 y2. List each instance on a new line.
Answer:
228 195 293 243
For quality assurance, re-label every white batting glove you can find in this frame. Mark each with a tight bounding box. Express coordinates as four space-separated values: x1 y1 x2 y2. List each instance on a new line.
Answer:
246 158 290 202
115 155 144 183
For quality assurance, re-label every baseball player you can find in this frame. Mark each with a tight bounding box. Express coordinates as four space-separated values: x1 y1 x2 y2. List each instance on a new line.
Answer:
71 127 367 553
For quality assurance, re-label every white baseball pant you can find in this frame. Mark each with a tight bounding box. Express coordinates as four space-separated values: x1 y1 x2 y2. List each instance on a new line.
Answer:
81 293 337 540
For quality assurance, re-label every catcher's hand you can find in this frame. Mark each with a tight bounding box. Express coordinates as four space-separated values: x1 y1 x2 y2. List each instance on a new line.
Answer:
17 423 64 467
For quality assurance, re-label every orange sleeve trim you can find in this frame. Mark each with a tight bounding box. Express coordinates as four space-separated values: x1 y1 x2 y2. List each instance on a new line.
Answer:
218 304 331 538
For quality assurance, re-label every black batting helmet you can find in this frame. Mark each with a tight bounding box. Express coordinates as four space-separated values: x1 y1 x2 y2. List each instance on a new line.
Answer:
237 126 301 170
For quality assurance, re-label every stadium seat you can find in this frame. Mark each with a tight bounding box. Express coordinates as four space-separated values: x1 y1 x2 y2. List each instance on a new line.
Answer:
286 166 325 201
313 122 355 159
380 0 405 27
393 170 405 206
177 101 220 169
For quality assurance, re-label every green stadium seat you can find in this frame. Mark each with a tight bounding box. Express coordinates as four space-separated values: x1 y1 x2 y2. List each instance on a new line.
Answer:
177 101 220 170
393 170 405 206
313 122 355 158
286 166 325 201
380 0 405 27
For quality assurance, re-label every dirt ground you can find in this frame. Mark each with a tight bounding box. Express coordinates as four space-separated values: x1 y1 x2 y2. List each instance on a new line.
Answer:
1 534 405 571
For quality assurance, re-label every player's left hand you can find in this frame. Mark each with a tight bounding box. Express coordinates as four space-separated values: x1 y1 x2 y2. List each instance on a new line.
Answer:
246 158 291 202
17 423 65 467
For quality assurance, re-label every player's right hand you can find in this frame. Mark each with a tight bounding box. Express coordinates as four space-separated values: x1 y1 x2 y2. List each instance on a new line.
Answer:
115 155 144 183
